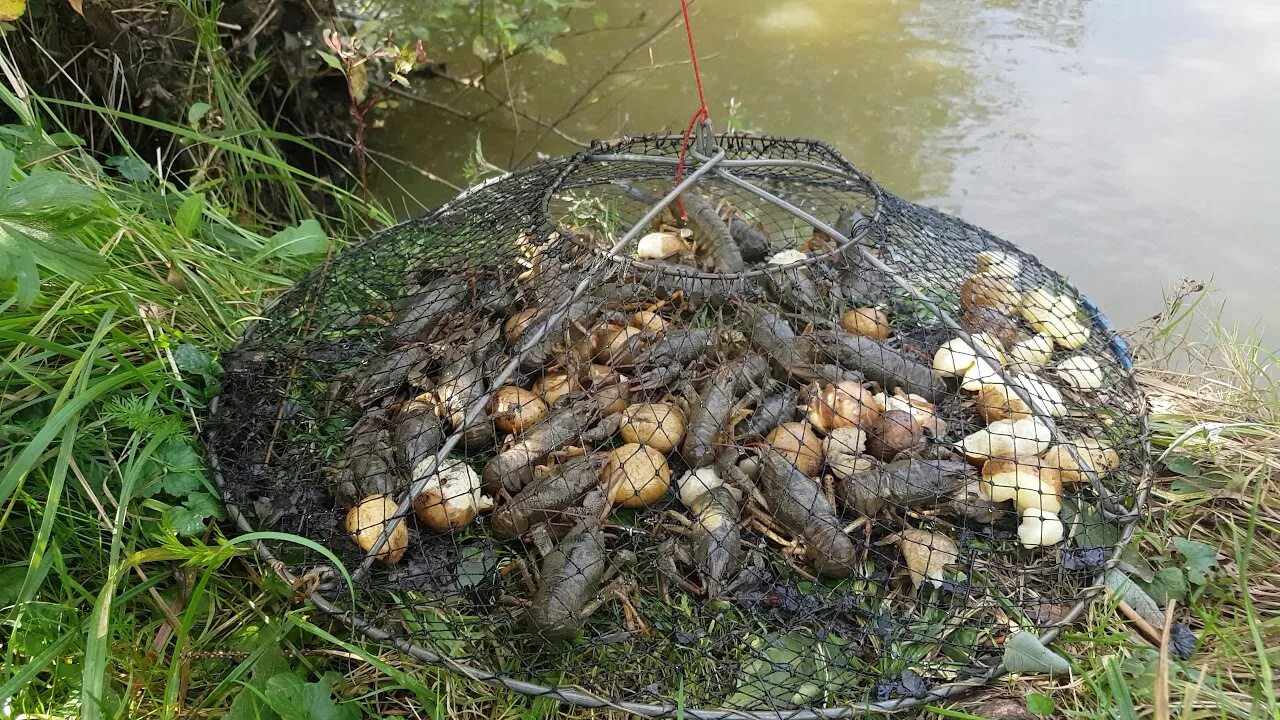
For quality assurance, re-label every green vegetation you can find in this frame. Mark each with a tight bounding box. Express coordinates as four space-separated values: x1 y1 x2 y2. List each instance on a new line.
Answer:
1 6 1277 720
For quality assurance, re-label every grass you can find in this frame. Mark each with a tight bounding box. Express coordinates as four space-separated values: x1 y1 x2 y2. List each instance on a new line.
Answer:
1 26 1278 720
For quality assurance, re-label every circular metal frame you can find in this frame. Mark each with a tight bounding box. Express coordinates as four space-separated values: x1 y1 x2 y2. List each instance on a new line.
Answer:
205 132 1151 719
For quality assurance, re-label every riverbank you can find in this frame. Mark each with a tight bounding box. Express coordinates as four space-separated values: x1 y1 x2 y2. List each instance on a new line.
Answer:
1 8 1276 720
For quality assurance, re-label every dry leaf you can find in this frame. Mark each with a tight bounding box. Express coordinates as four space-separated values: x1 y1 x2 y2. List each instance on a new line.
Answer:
0 0 27 21
348 61 368 104
898 527 959 589
68 0 83 16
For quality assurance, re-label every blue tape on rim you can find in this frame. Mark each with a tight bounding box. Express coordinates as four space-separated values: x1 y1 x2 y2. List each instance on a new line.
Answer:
1080 295 1133 370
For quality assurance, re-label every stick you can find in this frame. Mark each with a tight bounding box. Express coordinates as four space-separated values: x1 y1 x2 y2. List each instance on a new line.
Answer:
1154 599 1177 720
1117 598 1164 646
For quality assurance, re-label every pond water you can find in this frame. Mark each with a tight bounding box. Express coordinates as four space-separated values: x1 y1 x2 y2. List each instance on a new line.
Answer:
370 0 1280 342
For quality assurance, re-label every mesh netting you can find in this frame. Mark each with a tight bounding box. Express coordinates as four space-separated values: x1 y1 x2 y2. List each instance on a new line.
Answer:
205 134 1150 718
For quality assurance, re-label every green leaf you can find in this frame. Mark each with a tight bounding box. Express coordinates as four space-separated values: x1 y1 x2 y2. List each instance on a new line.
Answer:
1162 455 1200 476
255 219 329 261
225 640 291 720
317 50 343 71
723 632 859 708
187 101 212 126
454 542 500 590
165 505 208 536
1171 470 1231 494
539 46 568 65
173 192 205 237
1118 543 1156 583
1075 515 1116 548
1106 568 1164 629
0 566 25 606
150 439 207 498
157 439 201 472
173 343 214 375
1002 631 1071 676
1139 567 1189 605
12 244 38 306
1026 692 1056 715
47 131 84 148
0 146 14 180
264 672 360 720
1172 538 1219 585
184 491 224 519
0 163 108 305
158 470 201 497
347 62 368 104
106 155 151 182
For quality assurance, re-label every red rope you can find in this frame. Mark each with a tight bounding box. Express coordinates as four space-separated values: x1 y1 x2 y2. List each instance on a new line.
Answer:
673 0 710 219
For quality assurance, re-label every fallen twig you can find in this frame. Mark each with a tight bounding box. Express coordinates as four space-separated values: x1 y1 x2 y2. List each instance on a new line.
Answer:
1154 599 1177 720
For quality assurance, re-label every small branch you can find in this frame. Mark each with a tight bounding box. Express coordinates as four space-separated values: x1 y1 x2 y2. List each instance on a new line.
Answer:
514 0 696 165
1117 598 1164 646
306 133 462 192
374 81 476 121
1154 600 1177 720
375 80 588 148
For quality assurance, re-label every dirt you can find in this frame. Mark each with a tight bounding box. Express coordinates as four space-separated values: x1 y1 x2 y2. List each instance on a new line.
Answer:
11 0 354 210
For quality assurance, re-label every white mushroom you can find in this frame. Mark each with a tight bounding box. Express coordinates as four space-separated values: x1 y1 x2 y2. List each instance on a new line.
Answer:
1053 355 1105 392
960 273 1020 311
871 390 946 435
822 426 874 481
960 418 1053 461
932 332 1006 379
1019 288 1090 350
1041 438 1120 483
1011 372 1067 417
960 356 1005 392
413 459 490 533
974 381 1034 423
676 466 726 509
347 494 410 564
898 528 960 589
933 337 978 378
1008 333 1054 371
976 250 1022 278
636 231 690 259
981 459 1062 513
1017 508 1066 548
767 249 807 265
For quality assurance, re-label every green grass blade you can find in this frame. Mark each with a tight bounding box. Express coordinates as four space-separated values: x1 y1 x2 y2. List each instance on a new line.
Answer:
292 616 443 714
225 531 356 606
80 432 168 720
0 359 160 509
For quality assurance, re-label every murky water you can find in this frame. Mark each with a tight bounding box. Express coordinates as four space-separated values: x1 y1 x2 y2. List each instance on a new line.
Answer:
370 0 1280 341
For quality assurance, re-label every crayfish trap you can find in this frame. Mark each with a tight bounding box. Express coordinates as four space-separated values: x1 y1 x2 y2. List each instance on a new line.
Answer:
206 133 1151 717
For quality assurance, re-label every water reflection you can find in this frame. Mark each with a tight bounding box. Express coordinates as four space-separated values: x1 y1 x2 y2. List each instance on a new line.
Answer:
368 0 1279 340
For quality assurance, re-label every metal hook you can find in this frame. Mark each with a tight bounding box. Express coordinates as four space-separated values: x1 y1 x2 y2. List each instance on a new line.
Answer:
693 116 716 156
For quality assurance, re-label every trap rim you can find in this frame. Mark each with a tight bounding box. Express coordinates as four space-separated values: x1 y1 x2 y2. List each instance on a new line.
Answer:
204 133 1153 719
547 139 888 280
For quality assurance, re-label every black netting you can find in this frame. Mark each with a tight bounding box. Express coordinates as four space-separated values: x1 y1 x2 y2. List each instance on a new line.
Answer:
205 134 1149 717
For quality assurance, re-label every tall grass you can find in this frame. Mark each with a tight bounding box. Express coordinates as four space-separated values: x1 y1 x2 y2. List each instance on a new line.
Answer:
0 28 389 716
